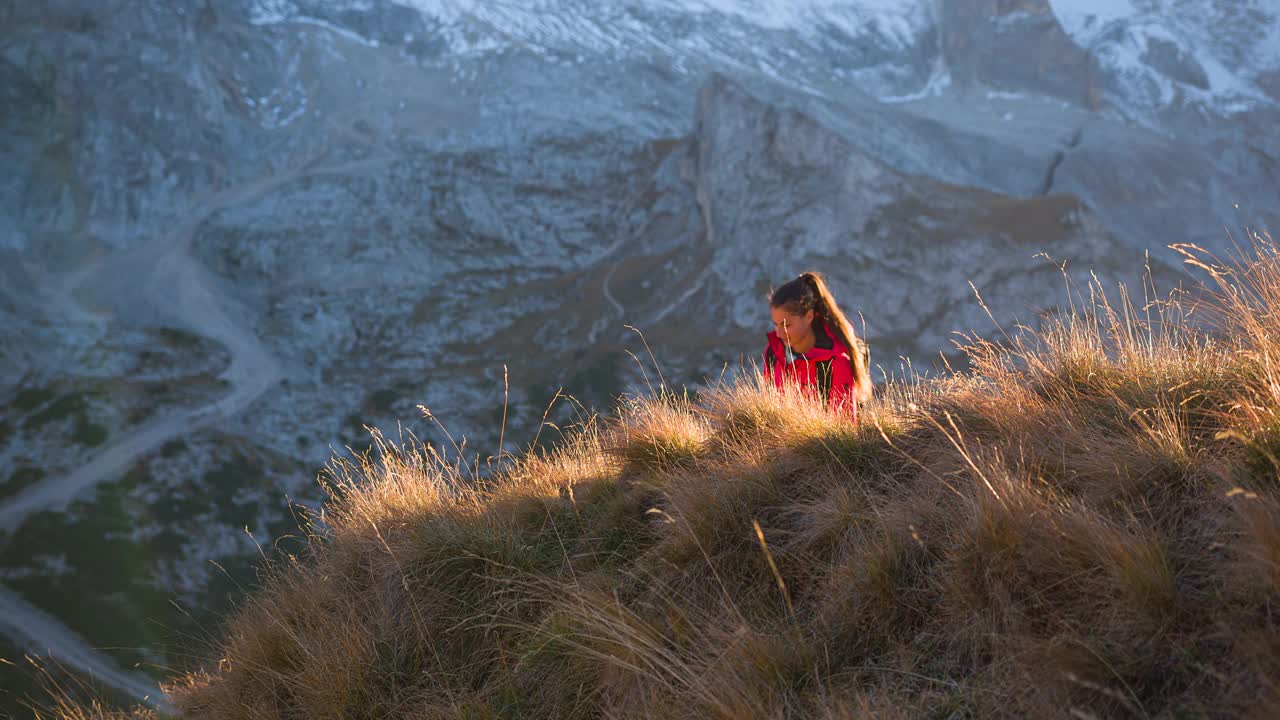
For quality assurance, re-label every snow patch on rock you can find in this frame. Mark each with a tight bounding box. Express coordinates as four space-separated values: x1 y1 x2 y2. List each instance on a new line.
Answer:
1050 0 1280 116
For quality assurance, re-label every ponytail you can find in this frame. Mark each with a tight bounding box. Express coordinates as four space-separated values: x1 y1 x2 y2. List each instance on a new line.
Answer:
781 272 872 402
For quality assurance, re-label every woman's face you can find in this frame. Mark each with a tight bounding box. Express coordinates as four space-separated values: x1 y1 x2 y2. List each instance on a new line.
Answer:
770 306 814 348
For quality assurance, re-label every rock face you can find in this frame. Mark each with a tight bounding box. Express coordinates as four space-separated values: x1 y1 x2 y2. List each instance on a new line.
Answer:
941 0 1104 108
0 0 1276 710
574 74 1147 381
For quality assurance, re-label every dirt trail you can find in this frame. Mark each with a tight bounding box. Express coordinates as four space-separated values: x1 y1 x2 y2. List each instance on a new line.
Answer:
0 152 392 704
0 217 282 532
0 152 387 531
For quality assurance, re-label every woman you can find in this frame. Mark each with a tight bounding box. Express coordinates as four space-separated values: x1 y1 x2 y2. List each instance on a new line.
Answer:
763 272 871 419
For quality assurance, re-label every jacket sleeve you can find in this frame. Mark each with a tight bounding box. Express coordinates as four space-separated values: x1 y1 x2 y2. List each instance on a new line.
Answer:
829 352 858 422
762 345 775 383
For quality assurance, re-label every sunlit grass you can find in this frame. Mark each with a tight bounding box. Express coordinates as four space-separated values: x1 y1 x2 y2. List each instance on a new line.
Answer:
45 235 1280 720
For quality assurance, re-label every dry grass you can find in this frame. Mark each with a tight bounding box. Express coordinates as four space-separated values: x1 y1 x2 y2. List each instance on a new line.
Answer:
30 699 160 720
53 236 1280 719
14 658 165 720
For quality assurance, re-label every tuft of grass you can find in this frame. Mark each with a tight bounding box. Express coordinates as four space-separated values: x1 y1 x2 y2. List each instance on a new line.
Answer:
613 393 708 474
1231 493 1280 599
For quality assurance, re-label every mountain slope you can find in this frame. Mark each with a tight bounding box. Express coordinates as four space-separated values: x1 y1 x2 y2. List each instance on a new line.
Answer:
63 240 1280 719
2 1 1277 712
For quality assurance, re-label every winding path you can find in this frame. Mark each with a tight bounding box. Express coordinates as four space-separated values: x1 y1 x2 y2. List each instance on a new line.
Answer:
0 152 391 704
0 152 387 530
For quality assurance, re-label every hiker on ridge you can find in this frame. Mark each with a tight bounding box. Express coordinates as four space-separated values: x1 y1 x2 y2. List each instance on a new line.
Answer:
763 272 871 421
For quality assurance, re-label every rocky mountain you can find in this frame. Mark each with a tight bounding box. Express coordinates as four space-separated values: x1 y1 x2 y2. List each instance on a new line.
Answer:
0 0 1276 711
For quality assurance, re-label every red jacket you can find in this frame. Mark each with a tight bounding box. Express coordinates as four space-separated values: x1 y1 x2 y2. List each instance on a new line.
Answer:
763 322 858 421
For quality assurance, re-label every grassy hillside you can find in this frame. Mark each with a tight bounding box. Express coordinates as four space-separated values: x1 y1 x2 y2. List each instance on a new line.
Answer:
42 240 1280 718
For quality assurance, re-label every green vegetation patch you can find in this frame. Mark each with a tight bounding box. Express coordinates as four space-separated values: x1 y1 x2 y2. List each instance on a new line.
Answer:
74 415 109 448
367 387 400 415
0 480 174 675
25 391 87 430
14 384 111 449
9 386 56 414
1 466 46 501
152 326 206 350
